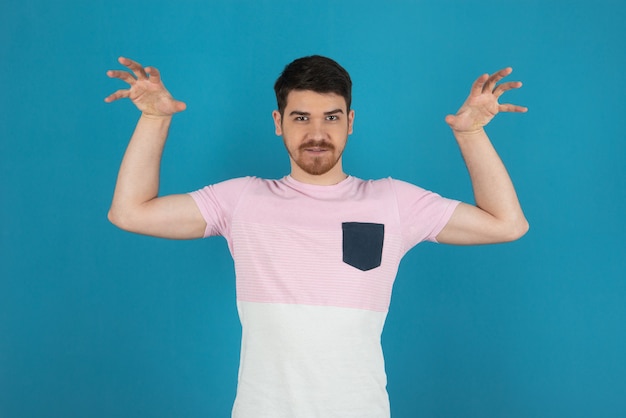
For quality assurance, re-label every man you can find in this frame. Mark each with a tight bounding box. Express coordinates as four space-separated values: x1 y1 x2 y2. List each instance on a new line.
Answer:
105 55 528 417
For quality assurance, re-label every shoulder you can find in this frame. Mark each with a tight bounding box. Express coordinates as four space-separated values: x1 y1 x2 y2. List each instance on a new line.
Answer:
379 177 456 212
353 176 431 196
194 176 264 193
387 177 429 193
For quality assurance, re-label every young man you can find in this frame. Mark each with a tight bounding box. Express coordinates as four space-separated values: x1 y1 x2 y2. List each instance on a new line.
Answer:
105 55 528 417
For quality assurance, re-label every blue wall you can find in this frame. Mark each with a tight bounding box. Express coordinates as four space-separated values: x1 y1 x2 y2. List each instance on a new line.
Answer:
2 1 625 417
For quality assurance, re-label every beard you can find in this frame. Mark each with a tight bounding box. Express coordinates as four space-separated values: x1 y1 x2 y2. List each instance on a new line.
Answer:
285 139 344 176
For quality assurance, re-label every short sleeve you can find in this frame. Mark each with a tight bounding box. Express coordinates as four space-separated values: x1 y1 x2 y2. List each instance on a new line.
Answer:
188 177 252 239
391 179 460 249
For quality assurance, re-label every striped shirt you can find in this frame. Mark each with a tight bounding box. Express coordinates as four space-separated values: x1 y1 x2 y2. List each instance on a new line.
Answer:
190 175 459 418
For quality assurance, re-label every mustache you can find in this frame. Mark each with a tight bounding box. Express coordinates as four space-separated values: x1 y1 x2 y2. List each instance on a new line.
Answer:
299 140 335 151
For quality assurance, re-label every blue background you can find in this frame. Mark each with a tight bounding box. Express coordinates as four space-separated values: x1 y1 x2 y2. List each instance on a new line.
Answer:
2 0 625 417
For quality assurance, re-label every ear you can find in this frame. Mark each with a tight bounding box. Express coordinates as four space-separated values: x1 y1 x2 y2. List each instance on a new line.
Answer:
272 110 283 136
347 109 355 135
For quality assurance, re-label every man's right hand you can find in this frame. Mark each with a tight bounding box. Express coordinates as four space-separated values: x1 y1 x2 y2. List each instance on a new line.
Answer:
105 57 187 117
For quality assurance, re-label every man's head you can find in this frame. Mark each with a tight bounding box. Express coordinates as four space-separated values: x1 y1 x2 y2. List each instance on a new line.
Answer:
274 55 352 116
272 56 355 185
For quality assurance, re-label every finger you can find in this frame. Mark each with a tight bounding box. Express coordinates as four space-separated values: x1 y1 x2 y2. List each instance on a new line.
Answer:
493 81 523 98
174 100 187 112
484 67 513 93
118 56 148 80
104 88 130 103
106 69 136 85
145 66 162 84
470 73 489 97
499 103 528 113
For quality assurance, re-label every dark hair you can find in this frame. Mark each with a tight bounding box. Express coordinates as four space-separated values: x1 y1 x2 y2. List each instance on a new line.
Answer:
274 55 352 115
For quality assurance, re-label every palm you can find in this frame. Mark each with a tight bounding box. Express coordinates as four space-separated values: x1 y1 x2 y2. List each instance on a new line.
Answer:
127 77 182 116
450 93 500 132
446 67 526 133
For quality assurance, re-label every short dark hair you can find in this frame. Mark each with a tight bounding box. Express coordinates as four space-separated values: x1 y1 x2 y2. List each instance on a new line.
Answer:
274 55 352 115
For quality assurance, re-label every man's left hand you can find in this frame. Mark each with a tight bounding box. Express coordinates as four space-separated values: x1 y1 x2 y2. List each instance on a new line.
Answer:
445 67 527 134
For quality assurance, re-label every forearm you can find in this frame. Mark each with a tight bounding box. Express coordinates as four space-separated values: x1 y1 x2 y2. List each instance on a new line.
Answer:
454 128 528 235
108 114 172 225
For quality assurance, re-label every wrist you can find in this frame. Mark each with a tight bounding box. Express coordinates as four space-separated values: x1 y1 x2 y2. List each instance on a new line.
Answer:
140 112 173 121
451 127 487 142
136 113 173 135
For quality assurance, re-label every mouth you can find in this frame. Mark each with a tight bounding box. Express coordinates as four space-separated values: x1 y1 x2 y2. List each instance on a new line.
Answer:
300 141 334 154
304 147 329 154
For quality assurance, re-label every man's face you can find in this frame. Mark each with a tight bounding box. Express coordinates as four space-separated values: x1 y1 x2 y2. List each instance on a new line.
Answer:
273 90 355 184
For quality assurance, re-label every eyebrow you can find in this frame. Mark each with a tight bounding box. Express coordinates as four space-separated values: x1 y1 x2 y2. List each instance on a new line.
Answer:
288 109 345 116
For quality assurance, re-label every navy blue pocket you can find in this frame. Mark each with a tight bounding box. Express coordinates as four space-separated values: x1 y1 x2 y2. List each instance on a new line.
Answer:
342 222 385 271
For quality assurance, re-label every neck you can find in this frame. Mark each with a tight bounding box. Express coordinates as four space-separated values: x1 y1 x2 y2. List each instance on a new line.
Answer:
289 161 348 186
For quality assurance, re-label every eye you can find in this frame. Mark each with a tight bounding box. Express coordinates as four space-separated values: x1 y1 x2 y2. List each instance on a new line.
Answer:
294 116 308 121
326 115 339 121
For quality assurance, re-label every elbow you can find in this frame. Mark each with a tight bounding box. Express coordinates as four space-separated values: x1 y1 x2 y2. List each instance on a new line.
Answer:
107 206 134 232
107 207 123 229
505 217 530 242
108 203 156 236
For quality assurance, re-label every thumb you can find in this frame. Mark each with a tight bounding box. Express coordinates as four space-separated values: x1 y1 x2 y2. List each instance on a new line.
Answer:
174 100 187 112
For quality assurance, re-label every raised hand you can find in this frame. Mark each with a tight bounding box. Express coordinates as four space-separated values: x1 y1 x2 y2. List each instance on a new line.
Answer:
105 57 186 117
445 67 527 134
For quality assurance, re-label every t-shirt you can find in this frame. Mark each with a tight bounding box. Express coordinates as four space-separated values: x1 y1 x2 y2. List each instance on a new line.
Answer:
189 175 459 418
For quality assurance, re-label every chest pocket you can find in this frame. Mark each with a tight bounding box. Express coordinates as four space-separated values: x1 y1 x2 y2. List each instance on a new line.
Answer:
342 222 385 271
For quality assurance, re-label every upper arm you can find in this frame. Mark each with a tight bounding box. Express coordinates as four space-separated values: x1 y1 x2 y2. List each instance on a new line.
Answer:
435 202 529 245
108 193 207 240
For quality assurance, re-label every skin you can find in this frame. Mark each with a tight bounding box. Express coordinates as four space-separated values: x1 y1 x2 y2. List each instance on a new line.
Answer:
438 68 529 244
272 90 355 186
105 57 202 239
106 57 528 244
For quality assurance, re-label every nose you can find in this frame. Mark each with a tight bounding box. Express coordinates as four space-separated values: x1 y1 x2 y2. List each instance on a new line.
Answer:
307 118 326 140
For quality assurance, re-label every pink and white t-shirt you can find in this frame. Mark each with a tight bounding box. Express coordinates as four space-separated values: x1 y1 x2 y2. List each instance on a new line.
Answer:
190 175 459 418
